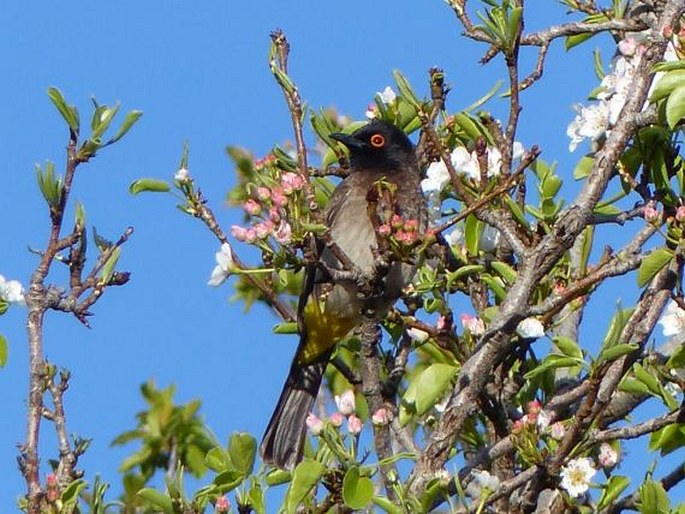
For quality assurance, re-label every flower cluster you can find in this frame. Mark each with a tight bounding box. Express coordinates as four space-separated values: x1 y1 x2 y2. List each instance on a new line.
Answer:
513 400 551 433
306 389 391 440
421 143 524 193
231 167 305 247
567 32 680 152
378 214 421 247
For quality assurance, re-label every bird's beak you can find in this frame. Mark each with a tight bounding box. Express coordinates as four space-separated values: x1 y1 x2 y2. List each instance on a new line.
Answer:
330 132 364 150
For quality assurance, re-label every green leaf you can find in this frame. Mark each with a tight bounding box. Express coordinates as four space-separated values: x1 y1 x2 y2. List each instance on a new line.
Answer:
264 468 291 486
342 467 374 510
61 479 88 510
393 69 421 109
137 488 173 513
573 156 594 180
637 479 670 513
206 446 230 472
552 336 583 360
372 495 404 514
273 322 299 334
0 335 7 367
565 32 597 50
0 300 8 315
91 104 120 140
619 377 651 396
649 423 685 456
401 363 457 425
213 469 244 493
47 87 79 133
109 110 143 144
524 355 583 380
248 482 266 514
650 70 685 103
638 248 674 287
601 305 635 349
597 343 639 363
464 215 480 256
633 363 661 395
285 460 325 513
481 274 507 302
666 85 685 129
36 161 63 208
100 247 121 285
597 475 630 511
490 261 517 285
228 432 257 476
129 178 171 195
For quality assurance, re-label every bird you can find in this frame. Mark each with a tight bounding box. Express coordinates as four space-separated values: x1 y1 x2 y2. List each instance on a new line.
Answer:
259 119 428 469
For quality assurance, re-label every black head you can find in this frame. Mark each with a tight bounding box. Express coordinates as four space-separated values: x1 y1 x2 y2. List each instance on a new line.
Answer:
330 120 416 172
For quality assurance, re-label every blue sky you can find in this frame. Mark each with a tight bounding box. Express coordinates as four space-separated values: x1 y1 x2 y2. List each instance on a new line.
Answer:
0 0 681 510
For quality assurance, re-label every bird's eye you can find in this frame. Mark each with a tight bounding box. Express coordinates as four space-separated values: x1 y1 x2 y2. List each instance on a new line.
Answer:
370 133 385 148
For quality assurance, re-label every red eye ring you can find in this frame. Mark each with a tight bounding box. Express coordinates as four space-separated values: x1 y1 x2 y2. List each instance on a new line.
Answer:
370 133 385 148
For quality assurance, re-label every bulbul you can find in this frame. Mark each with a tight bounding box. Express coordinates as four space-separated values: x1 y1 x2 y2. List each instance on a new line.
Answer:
260 120 428 469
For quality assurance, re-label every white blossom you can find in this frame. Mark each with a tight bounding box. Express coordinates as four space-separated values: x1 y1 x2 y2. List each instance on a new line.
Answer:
516 317 545 339
174 167 190 182
0 275 26 305
406 327 429 342
421 159 451 193
335 389 356 416
537 410 551 431
466 470 500 498
560 457 596 497
659 300 685 338
377 86 397 105
207 243 235 287
567 102 610 152
451 147 481 180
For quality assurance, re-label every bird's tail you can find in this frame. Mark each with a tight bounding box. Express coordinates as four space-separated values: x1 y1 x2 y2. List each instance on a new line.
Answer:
259 348 331 470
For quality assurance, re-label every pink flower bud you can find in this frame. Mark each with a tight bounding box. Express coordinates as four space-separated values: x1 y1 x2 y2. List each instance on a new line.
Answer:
257 187 271 200
335 389 356 416
347 414 363 435
676 205 685 222
281 172 305 193
550 421 565 440
404 219 419 232
378 224 392 237
553 281 566 296
231 225 248 242
527 400 541 415
254 220 274 239
46 474 58 488
243 199 262 216
391 214 404 229
269 207 282 223
598 442 618 468
371 408 391 426
329 412 344 427
215 495 231 513
460 314 485 336
643 203 660 222
306 412 325 436
436 315 449 331
271 187 288 208
244 228 258 244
